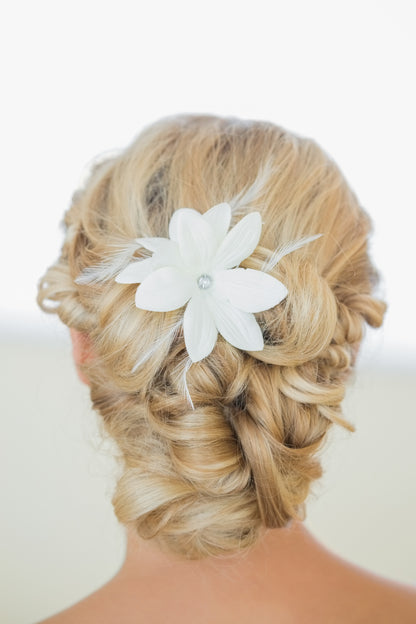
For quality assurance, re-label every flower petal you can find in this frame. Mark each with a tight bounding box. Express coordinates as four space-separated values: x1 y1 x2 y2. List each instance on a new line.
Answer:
175 209 218 271
135 266 195 311
168 208 201 242
115 258 156 284
136 236 179 256
202 203 231 246
212 268 288 312
135 237 183 269
212 212 262 270
183 291 218 362
208 296 264 351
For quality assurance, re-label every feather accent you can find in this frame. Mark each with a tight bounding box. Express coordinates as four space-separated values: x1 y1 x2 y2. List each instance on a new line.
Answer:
261 234 323 273
131 317 183 372
228 160 275 215
181 357 195 410
75 240 149 285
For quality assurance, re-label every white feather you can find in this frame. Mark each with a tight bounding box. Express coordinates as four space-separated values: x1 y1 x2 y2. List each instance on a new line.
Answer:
261 234 323 273
131 318 183 372
181 357 195 410
75 240 149 285
228 160 275 215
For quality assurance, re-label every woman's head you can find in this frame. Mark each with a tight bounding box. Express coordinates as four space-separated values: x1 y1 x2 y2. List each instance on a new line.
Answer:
37 114 386 559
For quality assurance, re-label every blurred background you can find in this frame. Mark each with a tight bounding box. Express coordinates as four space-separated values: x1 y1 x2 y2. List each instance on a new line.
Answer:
1 1 415 622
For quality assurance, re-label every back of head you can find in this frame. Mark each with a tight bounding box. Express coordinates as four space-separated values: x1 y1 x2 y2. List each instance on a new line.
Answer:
38 114 386 559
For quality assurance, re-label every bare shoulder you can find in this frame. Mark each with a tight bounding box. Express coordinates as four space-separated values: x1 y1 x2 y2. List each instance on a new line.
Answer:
35 568 416 624
326 554 416 623
34 577 134 624
34 539 416 624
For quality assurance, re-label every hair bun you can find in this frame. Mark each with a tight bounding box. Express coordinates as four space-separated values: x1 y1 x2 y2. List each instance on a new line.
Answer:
37 114 386 559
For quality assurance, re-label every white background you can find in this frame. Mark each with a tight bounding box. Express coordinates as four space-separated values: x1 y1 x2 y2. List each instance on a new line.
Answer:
0 0 415 362
1 2 416 622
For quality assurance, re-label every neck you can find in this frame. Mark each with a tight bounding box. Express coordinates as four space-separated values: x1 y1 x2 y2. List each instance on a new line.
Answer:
116 520 322 582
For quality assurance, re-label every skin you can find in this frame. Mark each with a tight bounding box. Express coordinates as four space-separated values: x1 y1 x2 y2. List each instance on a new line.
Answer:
37 331 416 623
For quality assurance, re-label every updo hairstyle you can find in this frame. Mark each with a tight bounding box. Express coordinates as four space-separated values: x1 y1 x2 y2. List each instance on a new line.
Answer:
37 115 386 559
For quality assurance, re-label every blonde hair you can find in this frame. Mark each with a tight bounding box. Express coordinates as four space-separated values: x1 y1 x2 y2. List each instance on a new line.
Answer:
37 114 386 559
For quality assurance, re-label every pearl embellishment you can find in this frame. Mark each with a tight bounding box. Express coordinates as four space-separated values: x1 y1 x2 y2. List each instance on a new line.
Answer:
197 274 212 289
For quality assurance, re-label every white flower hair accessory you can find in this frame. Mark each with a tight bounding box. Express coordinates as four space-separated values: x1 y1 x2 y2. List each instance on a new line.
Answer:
75 167 321 408
115 203 320 364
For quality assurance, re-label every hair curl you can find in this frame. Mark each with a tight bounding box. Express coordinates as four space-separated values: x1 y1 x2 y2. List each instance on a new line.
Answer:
37 114 386 559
